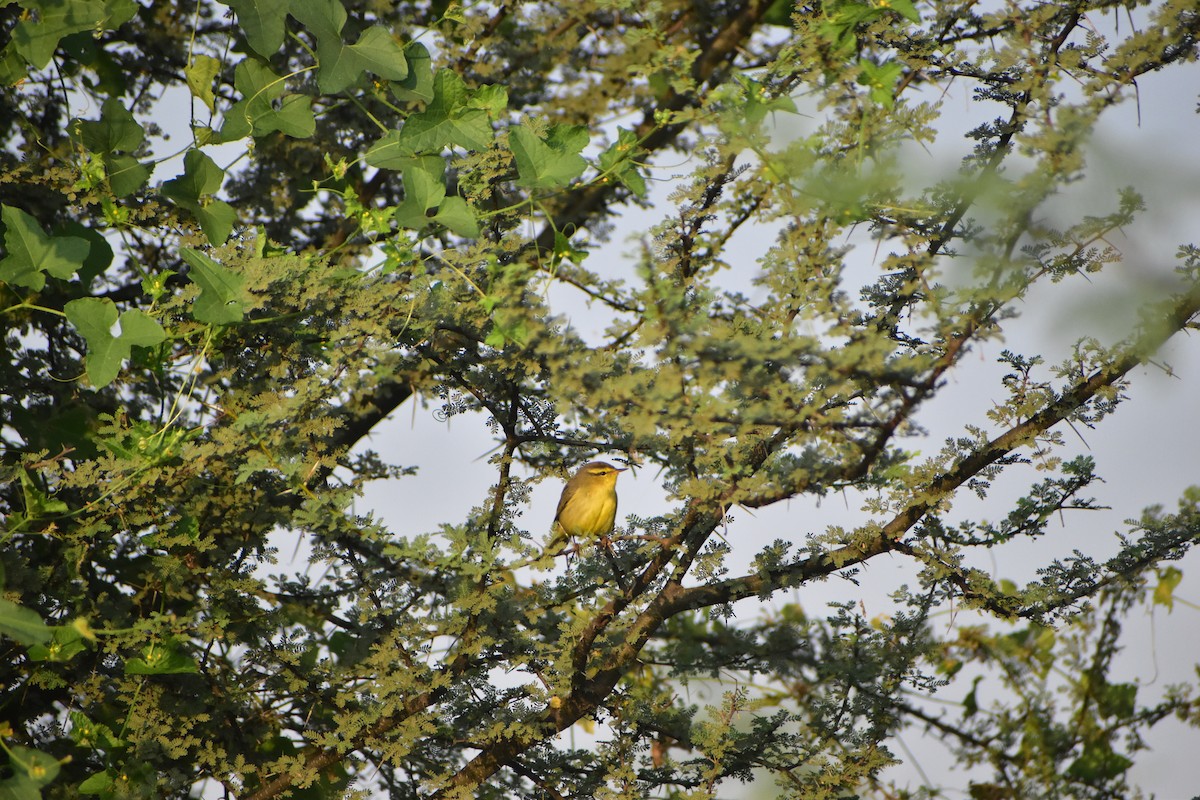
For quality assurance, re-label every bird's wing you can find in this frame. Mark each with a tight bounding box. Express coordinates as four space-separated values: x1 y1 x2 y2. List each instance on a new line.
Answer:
553 487 571 523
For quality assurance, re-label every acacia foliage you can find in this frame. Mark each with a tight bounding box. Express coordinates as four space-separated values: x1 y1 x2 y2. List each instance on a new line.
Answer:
1 1 1199 798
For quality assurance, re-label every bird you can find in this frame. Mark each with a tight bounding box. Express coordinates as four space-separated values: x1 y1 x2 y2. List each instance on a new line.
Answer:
550 461 626 554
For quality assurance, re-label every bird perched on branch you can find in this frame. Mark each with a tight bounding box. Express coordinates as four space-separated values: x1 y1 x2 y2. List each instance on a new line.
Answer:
552 461 626 549
550 460 629 588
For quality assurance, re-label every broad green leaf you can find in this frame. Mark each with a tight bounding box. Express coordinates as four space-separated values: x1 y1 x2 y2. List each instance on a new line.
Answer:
390 159 479 238
162 148 225 199
74 99 151 195
0 598 53 646
28 623 90 663
0 43 28 84
323 25 408 93
433 197 479 238
69 712 124 750
288 0 345 42
6 746 60 788
391 41 434 103
763 0 795 26
56 220 114 287
185 54 221 112
162 149 235 244
469 83 509 116
510 123 589 189
64 298 167 387
393 159 447 229
0 771 41 800
189 201 236 246
1097 681 1137 720
77 771 115 795
125 639 198 675
290 0 408 93
597 127 647 197
888 0 921 23
18 469 68 518
104 153 153 197
396 103 490 154
180 247 245 324
365 130 418 169
0 204 90 290
225 0 290 56
269 94 317 137
9 0 134 68
76 96 144 154
1066 740 1133 781
220 58 316 141
395 70 494 153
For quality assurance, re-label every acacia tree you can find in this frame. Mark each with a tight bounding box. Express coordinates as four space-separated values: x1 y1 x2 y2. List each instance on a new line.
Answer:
2 0 1199 798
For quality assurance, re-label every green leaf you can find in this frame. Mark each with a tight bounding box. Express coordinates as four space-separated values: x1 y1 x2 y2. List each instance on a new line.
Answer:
125 639 198 675
10 0 122 69
1153 566 1182 610
76 96 144 154
185 54 221 112
1066 740 1133 782
28 623 90 662
7 746 60 789
105 154 153 197
0 598 53 646
69 712 125 750
271 94 317 138
179 247 245 324
0 772 41 800
389 158 479 238
0 204 91 290
290 0 408 93
763 0 795 26
162 150 235 244
510 123 589 189
74 99 151 195
77 771 116 795
163 148 225 198
225 0 290 57
433 197 479 238
18 469 69 519
1096 681 1137 720
56 220 114 287
220 58 315 141
365 131 418 169
887 0 921 24
396 70 493 153
858 58 905 108
469 83 509 116
393 158 446 226
597 127 647 197
64 298 167 387
391 41 434 103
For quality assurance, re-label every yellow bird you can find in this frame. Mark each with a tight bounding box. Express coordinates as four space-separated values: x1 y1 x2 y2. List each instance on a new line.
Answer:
551 461 626 551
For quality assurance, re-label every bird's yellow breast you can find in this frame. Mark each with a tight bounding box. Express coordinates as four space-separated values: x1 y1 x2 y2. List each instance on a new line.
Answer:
556 482 618 538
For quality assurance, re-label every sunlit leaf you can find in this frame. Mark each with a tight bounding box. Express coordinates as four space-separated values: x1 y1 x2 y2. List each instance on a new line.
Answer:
180 247 245 324
0 205 90 290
